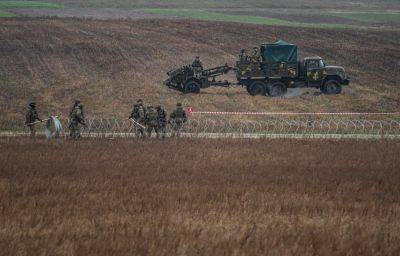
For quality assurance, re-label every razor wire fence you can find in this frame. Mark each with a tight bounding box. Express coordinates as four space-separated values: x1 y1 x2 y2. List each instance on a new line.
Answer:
46 115 400 137
3 114 400 138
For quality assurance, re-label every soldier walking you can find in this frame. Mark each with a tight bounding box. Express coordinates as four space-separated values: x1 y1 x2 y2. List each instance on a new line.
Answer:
156 105 167 139
145 105 159 138
129 99 146 138
169 103 187 138
25 102 42 138
69 100 86 139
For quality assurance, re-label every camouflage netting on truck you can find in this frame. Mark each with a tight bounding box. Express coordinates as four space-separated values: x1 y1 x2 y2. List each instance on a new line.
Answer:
261 40 298 63
261 40 298 78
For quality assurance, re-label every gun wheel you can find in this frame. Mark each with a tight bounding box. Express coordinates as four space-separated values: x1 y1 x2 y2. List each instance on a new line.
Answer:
183 80 201 94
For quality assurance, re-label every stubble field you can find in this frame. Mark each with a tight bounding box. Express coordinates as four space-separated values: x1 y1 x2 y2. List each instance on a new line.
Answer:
0 18 399 130
1 138 399 255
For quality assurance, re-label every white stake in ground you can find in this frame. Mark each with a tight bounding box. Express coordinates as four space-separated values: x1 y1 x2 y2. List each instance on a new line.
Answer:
129 118 146 129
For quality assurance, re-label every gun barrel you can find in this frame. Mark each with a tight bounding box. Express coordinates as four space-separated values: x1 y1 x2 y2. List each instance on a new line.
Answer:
25 117 53 126
202 65 232 77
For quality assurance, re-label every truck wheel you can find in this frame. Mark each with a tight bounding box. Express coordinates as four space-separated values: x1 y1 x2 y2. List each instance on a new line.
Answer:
268 82 287 97
248 81 266 96
184 80 201 94
323 80 341 95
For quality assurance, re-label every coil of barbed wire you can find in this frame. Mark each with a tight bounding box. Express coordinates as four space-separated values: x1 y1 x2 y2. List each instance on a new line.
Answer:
55 117 400 137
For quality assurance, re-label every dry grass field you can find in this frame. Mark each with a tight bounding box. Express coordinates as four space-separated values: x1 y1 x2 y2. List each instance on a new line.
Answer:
1 1 400 255
1 138 400 255
0 18 399 129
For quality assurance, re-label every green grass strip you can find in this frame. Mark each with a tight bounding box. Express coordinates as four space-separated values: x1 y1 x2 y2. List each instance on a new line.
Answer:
0 1 63 9
142 8 358 29
0 10 15 17
329 12 400 23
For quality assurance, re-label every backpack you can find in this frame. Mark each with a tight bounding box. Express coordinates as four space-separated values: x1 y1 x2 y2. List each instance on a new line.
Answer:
133 105 145 119
145 107 158 125
172 108 187 124
157 109 167 123
26 109 37 124
71 107 83 123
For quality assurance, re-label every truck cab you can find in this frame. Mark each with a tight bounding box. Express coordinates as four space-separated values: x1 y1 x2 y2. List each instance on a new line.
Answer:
234 40 350 97
300 57 350 94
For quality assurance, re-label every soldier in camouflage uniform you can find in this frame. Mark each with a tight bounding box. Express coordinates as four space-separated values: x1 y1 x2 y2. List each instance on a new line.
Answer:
145 105 159 138
25 102 42 138
129 99 146 138
169 103 187 138
192 56 203 77
238 49 249 62
251 47 261 63
156 105 167 139
249 47 262 72
69 100 86 139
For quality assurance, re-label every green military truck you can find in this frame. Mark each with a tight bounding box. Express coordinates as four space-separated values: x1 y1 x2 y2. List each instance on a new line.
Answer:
164 40 350 96
236 40 350 97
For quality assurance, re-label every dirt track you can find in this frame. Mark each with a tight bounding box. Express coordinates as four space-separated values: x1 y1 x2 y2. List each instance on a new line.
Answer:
0 18 399 128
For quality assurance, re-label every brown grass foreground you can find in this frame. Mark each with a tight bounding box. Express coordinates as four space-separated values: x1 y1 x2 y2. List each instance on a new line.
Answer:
0 138 400 255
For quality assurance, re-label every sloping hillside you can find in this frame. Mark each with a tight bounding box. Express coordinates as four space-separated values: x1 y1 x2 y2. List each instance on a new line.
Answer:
0 18 399 127
31 0 400 10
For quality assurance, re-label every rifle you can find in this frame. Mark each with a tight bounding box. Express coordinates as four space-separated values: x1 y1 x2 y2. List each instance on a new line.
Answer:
129 118 146 129
26 115 61 126
25 118 48 126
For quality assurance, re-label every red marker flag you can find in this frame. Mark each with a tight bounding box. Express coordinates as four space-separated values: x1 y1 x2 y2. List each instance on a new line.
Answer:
187 107 194 115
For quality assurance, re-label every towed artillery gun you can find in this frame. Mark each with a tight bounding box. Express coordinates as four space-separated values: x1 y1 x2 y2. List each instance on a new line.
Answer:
164 40 350 96
164 64 232 93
